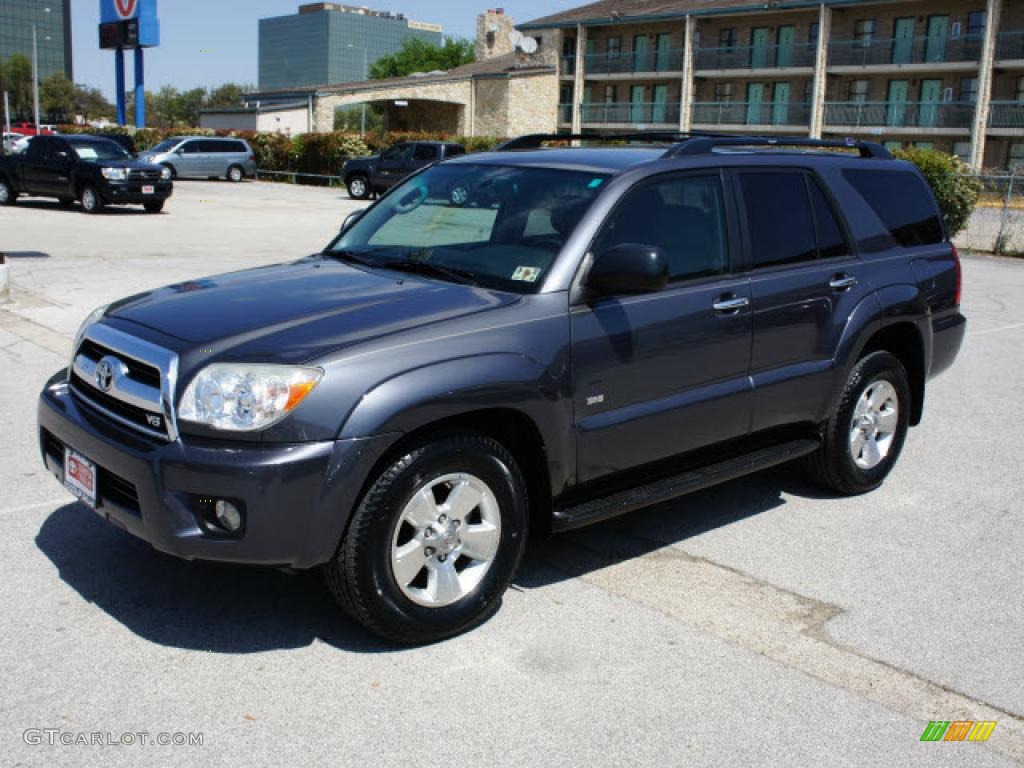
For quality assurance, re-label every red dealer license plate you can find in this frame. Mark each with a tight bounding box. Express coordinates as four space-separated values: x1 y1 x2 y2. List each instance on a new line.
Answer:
142 185 155 194
64 448 97 508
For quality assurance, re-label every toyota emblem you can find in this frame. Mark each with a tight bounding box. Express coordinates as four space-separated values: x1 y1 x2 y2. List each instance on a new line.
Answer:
95 359 115 392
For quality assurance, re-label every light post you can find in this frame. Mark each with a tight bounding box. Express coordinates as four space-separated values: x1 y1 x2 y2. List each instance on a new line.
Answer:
32 7 52 130
346 44 369 135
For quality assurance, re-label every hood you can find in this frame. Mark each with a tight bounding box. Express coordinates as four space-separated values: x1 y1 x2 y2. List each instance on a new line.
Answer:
104 257 518 363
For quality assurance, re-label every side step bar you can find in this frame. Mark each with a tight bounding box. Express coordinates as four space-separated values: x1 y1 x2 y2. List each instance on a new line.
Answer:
552 438 821 532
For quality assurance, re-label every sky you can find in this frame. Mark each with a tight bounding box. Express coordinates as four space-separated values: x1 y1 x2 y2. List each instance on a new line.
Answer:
70 1 581 99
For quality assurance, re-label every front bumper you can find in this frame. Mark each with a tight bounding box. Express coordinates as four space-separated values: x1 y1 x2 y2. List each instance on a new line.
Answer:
101 180 173 204
38 372 395 569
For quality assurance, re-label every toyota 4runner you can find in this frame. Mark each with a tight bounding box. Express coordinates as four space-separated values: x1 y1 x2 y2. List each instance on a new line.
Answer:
37 133 965 643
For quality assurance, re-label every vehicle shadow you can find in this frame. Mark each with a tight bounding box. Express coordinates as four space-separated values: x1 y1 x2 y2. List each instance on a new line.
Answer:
14 200 151 215
34 464 833 654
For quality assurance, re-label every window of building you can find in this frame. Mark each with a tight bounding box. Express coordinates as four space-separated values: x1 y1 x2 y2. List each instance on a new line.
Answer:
808 178 852 259
562 36 576 56
719 28 737 49
560 84 573 104
1009 143 1024 171
967 11 986 37
953 141 971 162
739 172 817 268
809 23 820 44
960 77 978 103
715 83 734 102
1016 77 1024 103
913 141 935 150
849 80 871 102
804 80 814 103
844 169 944 246
603 84 617 103
854 19 876 47
607 36 622 58
595 174 729 283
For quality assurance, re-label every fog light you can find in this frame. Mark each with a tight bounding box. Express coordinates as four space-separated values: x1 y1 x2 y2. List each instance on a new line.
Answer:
214 500 243 532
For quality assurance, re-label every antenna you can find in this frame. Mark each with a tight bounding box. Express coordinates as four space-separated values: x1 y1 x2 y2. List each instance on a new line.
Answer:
519 36 538 54
508 29 524 47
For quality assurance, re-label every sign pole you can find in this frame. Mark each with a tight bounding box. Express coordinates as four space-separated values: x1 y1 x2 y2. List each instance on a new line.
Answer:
115 47 126 125
3 91 10 135
134 47 145 127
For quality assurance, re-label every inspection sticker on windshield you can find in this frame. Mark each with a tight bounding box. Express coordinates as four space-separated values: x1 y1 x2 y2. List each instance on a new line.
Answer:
511 266 541 283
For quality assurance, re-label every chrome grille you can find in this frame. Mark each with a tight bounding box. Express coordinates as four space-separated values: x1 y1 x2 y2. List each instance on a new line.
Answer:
69 324 179 442
128 168 162 181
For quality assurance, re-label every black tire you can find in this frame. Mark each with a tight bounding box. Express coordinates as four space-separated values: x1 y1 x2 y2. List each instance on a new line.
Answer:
805 351 911 495
79 185 104 214
161 163 177 180
347 173 370 200
144 201 164 213
0 177 15 206
227 165 244 183
324 433 529 644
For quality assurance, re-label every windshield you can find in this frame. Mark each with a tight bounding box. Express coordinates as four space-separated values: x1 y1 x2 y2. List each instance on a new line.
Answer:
330 163 609 293
150 139 181 153
69 139 129 162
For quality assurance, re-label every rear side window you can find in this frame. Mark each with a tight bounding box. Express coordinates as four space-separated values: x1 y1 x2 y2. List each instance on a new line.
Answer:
739 171 816 268
446 144 466 157
843 169 943 246
413 144 439 162
808 179 852 259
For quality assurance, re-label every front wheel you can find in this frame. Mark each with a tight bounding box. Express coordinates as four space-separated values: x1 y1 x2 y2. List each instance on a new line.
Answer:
347 174 370 200
324 434 529 644
0 178 15 206
805 351 911 495
79 185 104 214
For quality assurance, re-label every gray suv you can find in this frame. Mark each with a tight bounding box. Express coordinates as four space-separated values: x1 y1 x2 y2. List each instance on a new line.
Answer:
37 133 965 644
142 137 257 181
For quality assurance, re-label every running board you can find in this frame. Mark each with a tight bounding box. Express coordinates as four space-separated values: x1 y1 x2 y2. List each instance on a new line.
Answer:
552 438 821 532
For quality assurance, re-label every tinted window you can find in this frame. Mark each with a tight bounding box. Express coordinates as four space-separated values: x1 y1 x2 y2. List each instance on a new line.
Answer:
595 174 729 282
199 140 227 153
446 145 466 157
25 137 49 160
808 179 852 259
413 144 439 163
740 171 816 268
844 169 943 246
182 141 202 154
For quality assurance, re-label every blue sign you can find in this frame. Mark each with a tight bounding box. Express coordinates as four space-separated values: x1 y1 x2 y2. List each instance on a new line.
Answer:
100 0 159 47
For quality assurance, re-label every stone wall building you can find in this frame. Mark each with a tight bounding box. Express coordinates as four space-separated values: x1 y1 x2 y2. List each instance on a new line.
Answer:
519 0 1024 171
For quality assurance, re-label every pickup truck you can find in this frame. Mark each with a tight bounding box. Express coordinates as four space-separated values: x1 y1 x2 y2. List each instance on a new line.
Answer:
0 134 172 213
342 140 466 200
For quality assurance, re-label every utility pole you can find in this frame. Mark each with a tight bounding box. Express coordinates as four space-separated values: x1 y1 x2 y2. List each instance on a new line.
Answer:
3 91 11 136
32 24 40 129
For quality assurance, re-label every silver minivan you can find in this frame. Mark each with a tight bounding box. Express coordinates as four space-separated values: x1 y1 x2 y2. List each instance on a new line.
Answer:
142 137 257 181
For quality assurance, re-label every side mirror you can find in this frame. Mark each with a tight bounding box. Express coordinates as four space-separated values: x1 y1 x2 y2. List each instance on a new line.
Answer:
340 209 365 234
175 148 184 155
586 243 668 296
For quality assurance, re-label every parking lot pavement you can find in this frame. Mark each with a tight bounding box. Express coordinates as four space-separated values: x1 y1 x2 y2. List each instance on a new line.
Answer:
1 181 1022 766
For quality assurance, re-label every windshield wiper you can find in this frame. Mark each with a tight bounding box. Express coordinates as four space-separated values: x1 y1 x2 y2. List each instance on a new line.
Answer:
380 259 480 286
326 249 381 269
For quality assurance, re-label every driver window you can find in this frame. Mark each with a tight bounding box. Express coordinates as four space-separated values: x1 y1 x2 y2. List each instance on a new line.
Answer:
594 174 729 283
382 144 409 161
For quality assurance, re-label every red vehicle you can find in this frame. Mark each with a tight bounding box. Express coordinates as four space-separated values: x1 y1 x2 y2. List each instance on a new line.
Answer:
9 123 55 137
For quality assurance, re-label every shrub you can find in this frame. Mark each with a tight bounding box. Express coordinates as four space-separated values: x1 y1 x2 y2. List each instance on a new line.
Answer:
893 147 981 237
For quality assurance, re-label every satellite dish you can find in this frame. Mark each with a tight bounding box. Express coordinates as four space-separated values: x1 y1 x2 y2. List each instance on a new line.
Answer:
520 36 539 54
509 30 524 47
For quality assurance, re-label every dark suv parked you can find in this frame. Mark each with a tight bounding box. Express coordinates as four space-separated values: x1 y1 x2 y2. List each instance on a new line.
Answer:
343 140 466 200
0 135 172 213
37 133 964 643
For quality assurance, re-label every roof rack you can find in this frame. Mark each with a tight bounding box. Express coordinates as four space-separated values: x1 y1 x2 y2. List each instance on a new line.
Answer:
495 132 892 160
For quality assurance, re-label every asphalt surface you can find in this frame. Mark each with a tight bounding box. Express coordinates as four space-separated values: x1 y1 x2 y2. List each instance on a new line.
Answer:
1 181 1021 767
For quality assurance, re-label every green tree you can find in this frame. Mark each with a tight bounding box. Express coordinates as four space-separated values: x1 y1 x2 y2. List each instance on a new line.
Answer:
0 54 34 119
73 84 115 121
205 82 252 108
370 37 475 80
39 73 76 121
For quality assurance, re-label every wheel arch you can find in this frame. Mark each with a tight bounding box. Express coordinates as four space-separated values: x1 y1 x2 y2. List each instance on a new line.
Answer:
860 321 926 426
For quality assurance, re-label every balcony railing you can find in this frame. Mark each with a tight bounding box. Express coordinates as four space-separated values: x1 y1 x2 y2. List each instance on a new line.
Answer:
584 49 684 75
581 101 682 125
989 101 1024 128
825 100 974 128
996 31 1024 60
558 103 573 124
692 101 812 127
828 34 981 67
694 41 816 71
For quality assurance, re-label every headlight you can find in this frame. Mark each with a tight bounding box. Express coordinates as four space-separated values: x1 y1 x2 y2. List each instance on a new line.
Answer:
101 167 127 181
160 166 172 180
178 364 322 432
69 304 108 369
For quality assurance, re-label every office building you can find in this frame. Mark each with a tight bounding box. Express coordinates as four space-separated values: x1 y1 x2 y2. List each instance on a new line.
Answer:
0 0 73 81
259 3 444 91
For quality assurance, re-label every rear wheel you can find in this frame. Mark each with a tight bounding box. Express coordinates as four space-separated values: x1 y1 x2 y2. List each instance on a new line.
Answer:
144 201 164 213
347 174 370 200
79 185 104 214
227 165 244 183
324 433 529 644
805 351 911 495
0 178 15 205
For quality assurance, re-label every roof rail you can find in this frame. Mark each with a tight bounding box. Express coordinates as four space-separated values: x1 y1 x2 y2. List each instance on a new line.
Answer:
663 136 892 160
495 132 892 160
495 130 748 151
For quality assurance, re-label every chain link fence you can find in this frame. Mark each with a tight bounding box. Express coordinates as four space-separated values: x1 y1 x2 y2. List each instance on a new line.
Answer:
956 173 1024 255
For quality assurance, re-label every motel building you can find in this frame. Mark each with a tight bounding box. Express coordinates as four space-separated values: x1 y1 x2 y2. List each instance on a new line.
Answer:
518 0 1024 170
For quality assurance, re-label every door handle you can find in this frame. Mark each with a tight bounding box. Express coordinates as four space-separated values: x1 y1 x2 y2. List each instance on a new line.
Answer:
829 274 858 291
712 295 750 313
